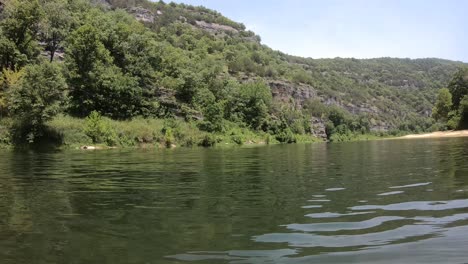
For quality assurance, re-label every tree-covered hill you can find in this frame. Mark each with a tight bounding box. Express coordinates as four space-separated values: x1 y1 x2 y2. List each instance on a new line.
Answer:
0 0 466 148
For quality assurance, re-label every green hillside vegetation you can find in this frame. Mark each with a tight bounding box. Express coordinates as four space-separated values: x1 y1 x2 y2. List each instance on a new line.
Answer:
432 67 468 129
0 0 466 149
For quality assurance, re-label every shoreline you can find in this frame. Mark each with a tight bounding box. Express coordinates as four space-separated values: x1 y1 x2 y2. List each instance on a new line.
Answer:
397 130 468 139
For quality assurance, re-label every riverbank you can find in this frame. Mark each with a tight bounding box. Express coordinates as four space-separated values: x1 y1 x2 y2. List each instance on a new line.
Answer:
0 115 323 150
397 130 468 139
1 115 432 150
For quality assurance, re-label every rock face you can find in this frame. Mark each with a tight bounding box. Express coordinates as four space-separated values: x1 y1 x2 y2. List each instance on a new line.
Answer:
194 20 238 36
267 79 390 134
266 80 329 138
310 117 327 139
268 80 318 109
128 6 155 23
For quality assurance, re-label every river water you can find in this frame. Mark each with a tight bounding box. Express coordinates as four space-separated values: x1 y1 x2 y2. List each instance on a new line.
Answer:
0 138 467 263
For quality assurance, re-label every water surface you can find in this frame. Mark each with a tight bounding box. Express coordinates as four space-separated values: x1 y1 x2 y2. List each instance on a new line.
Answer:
0 138 467 263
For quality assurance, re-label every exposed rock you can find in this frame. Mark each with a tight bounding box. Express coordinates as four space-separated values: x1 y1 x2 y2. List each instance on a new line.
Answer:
268 80 318 109
128 6 155 23
155 87 180 114
195 20 238 35
39 42 65 62
370 125 390 132
243 35 261 43
179 16 187 23
310 117 327 140
323 97 381 116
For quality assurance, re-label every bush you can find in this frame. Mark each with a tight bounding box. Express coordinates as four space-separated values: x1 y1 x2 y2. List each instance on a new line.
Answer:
84 111 117 146
275 128 296 143
164 128 175 148
0 122 11 146
198 134 217 147
231 134 243 145
8 62 67 143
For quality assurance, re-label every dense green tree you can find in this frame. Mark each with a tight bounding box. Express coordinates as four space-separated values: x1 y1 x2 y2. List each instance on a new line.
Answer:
40 0 72 61
457 95 468 129
0 33 26 70
0 68 24 117
447 67 468 109
199 101 225 132
230 81 272 130
65 24 111 116
432 88 453 122
120 32 162 88
7 62 67 142
1 0 43 62
65 24 111 78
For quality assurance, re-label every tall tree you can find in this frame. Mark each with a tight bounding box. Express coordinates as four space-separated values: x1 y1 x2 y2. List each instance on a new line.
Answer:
40 0 72 62
457 95 468 129
0 0 43 62
447 67 468 109
432 88 452 122
66 24 144 119
8 62 67 142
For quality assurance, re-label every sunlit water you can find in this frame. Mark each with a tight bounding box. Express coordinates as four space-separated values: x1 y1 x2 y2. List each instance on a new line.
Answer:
0 138 467 264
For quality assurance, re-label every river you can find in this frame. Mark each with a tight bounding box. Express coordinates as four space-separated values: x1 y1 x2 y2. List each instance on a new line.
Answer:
0 138 467 263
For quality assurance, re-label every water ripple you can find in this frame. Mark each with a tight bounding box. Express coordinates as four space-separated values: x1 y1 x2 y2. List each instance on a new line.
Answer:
350 199 468 211
389 182 432 189
286 216 406 232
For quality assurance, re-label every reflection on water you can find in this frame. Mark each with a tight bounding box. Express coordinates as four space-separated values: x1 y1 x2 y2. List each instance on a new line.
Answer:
0 138 467 263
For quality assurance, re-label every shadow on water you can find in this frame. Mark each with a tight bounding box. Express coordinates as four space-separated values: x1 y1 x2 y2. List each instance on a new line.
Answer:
0 138 467 263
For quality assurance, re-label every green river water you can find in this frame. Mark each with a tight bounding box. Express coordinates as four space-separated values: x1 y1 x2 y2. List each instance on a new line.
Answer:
0 138 467 263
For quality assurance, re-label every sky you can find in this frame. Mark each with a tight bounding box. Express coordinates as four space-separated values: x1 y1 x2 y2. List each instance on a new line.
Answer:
171 0 468 62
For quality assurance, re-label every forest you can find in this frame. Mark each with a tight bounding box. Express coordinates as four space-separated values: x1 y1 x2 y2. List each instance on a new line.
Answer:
0 0 466 149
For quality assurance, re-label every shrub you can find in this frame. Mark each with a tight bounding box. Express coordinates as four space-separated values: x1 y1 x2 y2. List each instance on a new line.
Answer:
0 122 11 146
8 62 67 143
231 134 243 145
198 134 217 147
164 128 174 148
275 128 296 143
84 111 117 145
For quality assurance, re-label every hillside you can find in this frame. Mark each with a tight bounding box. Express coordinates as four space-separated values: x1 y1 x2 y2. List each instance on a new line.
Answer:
103 0 464 132
0 0 465 148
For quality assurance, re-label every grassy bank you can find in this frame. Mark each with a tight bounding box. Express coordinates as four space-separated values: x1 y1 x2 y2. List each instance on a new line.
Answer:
0 114 420 150
0 115 323 150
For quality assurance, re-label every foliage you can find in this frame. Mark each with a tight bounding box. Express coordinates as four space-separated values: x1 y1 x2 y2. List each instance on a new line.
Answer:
0 0 465 148
435 68 468 130
1 0 43 66
447 67 468 109
83 111 117 145
40 0 72 61
0 68 23 117
275 128 296 143
457 95 468 129
8 62 67 142
432 88 452 122
164 128 175 148
198 134 218 147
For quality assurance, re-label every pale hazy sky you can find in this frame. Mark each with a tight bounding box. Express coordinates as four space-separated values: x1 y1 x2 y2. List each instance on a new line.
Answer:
171 0 468 62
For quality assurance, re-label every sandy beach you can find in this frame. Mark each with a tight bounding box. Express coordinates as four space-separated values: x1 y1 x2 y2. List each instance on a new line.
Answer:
398 130 468 139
